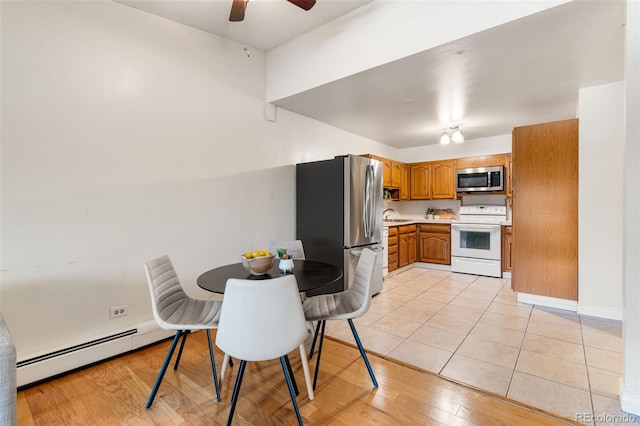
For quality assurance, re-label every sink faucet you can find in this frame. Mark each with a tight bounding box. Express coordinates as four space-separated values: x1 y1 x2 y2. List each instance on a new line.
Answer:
383 208 398 219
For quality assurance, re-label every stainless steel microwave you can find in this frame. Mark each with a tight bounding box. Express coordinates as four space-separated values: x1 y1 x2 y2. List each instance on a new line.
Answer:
456 165 504 193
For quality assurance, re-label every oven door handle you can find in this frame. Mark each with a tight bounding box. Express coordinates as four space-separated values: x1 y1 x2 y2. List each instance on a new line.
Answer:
451 223 500 231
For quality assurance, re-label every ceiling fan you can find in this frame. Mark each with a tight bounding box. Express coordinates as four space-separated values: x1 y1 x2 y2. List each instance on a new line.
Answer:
230 0 316 22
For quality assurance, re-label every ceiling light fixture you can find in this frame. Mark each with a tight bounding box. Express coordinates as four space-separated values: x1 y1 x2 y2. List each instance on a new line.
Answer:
451 126 464 144
440 126 464 145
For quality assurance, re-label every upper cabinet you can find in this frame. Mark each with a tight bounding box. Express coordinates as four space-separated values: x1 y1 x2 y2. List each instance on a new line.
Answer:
456 154 508 170
410 159 456 200
399 163 410 200
430 160 456 199
410 162 431 199
390 161 402 188
367 153 509 201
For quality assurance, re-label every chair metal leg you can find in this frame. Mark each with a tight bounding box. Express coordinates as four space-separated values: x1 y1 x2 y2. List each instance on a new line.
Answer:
308 320 322 359
221 353 230 381
298 344 314 400
227 360 247 426
173 330 190 370
220 355 236 382
284 354 299 396
145 330 183 409
206 330 221 402
312 320 326 390
348 319 378 388
280 357 304 426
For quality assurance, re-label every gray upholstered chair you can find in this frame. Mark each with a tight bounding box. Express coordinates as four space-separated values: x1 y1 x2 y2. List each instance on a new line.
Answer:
216 275 312 425
303 248 378 390
144 255 223 408
0 313 16 426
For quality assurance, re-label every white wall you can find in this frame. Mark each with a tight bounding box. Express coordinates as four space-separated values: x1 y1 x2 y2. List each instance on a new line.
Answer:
621 0 640 416
578 82 625 319
0 1 391 361
266 0 570 101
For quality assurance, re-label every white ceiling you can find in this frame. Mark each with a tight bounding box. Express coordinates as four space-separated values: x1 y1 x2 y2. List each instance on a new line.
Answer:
115 0 373 51
115 0 626 149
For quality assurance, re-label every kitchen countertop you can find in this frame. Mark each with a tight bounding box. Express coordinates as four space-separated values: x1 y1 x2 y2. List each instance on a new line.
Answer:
383 218 512 227
383 218 454 227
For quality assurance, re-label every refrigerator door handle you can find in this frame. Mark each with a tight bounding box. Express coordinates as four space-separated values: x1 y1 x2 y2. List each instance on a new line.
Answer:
350 248 365 256
363 165 371 238
350 246 384 256
363 164 375 239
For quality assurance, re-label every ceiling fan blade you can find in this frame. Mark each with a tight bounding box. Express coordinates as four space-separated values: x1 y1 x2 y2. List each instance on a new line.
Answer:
229 0 247 22
287 0 316 11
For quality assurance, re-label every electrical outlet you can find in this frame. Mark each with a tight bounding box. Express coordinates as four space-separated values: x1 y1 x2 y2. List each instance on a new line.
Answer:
110 305 128 319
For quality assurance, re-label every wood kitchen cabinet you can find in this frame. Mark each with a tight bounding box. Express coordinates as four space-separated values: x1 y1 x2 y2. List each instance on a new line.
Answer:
418 224 451 265
502 225 513 272
388 226 399 272
505 154 513 201
410 163 431 199
398 225 417 268
430 160 456 199
391 161 402 188
410 160 456 200
456 154 509 170
399 163 410 200
511 118 578 300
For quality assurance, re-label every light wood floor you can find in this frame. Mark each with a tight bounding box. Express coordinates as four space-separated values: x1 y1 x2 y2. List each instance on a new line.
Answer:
17 330 577 425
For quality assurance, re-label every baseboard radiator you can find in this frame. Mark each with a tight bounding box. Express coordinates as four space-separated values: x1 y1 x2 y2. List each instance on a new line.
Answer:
17 321 172 387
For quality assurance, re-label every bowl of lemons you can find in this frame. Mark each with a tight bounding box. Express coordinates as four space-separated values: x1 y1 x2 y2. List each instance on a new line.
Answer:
241 250 277 275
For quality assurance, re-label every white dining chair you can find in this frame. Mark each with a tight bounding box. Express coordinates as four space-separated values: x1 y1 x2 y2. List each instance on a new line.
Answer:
215 275 313 425
144 255 223 408
302 248 378 390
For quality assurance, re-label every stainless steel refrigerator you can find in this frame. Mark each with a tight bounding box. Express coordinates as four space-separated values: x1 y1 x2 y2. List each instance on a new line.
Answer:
296 154 384 296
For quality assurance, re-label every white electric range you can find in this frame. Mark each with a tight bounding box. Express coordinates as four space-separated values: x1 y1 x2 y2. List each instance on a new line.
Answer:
450 205 507 278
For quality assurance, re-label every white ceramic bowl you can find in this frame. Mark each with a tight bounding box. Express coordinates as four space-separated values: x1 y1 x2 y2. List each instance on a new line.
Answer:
241 254 276 275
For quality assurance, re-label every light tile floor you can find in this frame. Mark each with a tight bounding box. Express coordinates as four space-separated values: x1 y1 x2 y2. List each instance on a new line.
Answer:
324 267 638 425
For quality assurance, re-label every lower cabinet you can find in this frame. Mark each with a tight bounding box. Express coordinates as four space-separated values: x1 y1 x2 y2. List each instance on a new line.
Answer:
418 224 451 265
388 226 399 272
398 225 417 268
387 223 452 271
502 225 513 272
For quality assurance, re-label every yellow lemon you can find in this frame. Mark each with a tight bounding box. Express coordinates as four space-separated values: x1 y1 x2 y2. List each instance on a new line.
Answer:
262 250 270 256
251 250 262 258
244 252 254 259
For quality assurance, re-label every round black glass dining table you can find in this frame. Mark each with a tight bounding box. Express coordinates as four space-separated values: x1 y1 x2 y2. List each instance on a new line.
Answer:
197 259 343 294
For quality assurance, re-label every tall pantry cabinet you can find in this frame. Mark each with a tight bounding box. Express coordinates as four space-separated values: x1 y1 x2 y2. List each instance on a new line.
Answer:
512 118 579 300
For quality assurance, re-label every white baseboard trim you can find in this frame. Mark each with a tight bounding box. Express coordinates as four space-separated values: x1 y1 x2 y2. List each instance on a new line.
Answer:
502 271 512 279
577 304 624 321
17 321 173 387
516 292 578 312
620 378 640 417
